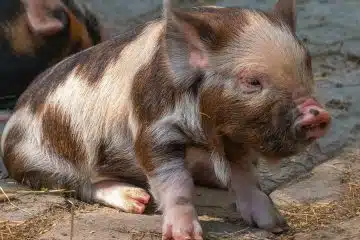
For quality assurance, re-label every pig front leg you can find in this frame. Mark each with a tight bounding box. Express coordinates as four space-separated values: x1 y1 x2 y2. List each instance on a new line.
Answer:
136 121 203 240
230 160 288 233
154 169 202 240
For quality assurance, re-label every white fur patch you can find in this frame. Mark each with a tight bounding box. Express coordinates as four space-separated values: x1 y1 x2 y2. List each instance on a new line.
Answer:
210 150 230 186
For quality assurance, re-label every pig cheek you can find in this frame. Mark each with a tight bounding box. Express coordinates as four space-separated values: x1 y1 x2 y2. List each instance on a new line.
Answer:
271 104 299 140
259 122 299 157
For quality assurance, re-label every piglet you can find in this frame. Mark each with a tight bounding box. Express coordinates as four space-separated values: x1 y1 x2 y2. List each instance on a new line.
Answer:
1 0 331 239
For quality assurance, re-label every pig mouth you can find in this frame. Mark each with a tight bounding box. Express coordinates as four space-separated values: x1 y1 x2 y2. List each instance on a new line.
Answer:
294 113 331 142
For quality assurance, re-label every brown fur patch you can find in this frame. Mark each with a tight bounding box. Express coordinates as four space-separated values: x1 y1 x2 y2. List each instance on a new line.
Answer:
131 46 176 125
198 85 230 135
186 147 225 189
41 105 86 165
222 135 248 164
169 7 249 52
134 129 154 172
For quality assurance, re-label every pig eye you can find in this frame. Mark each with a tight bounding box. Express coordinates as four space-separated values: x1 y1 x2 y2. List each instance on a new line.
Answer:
249 79 261 86
239 77 263 94
237 74 264 94
246 77 262 90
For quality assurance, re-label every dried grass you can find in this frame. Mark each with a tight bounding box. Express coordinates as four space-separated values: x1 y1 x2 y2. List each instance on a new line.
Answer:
1 182 359 240
0 205 67 240
0 187 78 240
277 180 360 239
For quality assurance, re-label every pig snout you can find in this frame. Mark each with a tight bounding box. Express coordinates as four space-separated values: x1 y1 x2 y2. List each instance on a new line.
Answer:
294 98 331 141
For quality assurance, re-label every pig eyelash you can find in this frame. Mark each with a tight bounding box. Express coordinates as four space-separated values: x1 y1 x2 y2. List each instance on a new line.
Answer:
241 77 263 94
235 73 264 94
237 70 264 93
248 79 261 87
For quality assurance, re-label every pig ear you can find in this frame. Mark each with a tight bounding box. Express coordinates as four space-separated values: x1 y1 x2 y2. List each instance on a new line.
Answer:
273 0 296 33
163 0 216 69
24 0 66 36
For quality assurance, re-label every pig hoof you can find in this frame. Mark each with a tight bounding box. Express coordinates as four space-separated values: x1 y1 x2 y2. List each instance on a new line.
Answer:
92 181 150 214
162 205 203 240
236 190 289 234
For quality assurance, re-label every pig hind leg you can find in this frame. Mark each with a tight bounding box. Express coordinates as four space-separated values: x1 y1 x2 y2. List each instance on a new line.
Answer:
3 142 88 198
6 150 151 213
1 111 88 197
4 136 151 213
2 114 151 213
91 180 151 214
2 128 89 199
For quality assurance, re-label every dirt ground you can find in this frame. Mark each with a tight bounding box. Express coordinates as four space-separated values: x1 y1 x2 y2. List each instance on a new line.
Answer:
1 0 360 239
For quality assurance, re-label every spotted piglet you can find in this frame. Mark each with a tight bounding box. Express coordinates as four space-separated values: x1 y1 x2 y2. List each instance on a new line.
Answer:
1 0 331 239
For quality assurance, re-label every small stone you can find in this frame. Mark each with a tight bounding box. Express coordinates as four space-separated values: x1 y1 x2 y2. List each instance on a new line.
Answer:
335 83 343 88
270 158 348 206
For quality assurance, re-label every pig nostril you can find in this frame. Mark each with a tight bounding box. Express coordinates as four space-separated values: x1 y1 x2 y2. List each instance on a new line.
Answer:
309 108 320 116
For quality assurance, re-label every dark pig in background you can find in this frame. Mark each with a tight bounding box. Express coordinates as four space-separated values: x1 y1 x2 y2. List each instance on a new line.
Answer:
1 0 331 239
0 0 107 111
